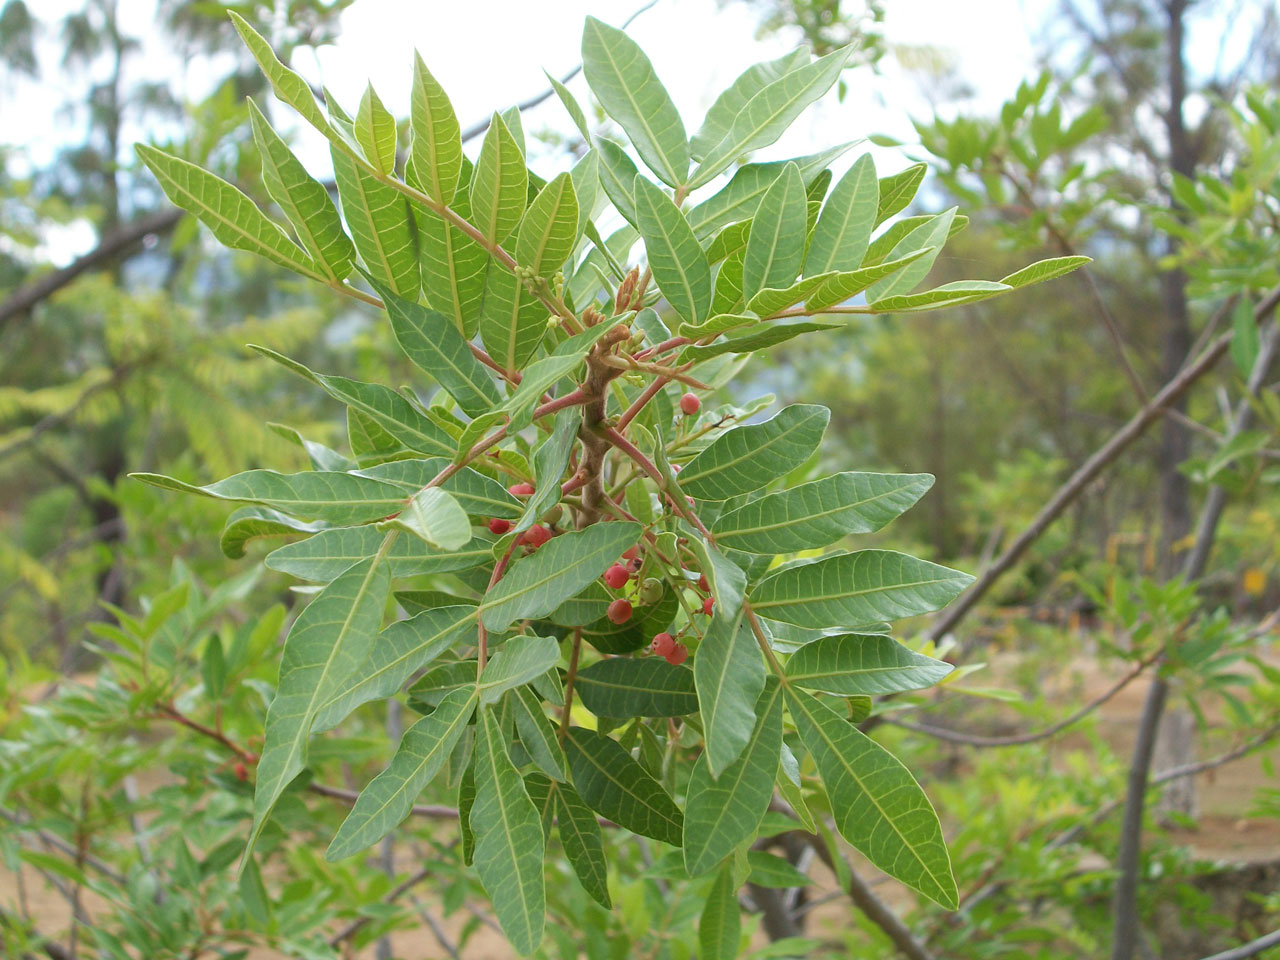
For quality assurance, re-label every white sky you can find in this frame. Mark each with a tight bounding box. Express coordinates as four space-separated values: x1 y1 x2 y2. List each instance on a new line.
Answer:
9 0 1051 262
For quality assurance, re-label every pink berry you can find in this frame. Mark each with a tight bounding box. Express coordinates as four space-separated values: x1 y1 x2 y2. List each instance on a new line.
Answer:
680 393 701 416
508 482 535 496
666 643 689 665
702 596 714 616
604 563 630 590
607 598 633 624
488 517 511 535
650 632 676 657
521 524 551 548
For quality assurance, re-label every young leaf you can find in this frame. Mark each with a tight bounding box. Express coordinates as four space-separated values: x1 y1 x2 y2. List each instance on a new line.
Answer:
246 554 391 863
805 153 877 276
355 82 397 174
870 280 1010 313
691 44 854 188
509 686 567 780
386 487 471 551
745 273 831 317
471 706 546 955
785 634 953 695
874 162 927 226
481 522 642 632
512 409 578 535
691 49 810 161
581 16 688 188
684 681 782 875
545 69 592 142
678 404 830 501
314 605 479 732
266 527 492 582
132 469 407 524
219 507 324 559
634 176 712 327
742 162 806 302
478 635 562 704
678 522 748 621
331 146 420 299
698 864 743 960
863 207 957 302
711 472 935 554
565 728 683 845
135 144 321 280
596 138 640 226
409 52 462 203
695 611 765 777
575 658 698 718
470 112 528 245
248 100 354 281
749 549 973 629
516 171 579 281
999 255 1090 289
374 280 502 417
326 686 477 860
804 247 935 312
785 686 957 908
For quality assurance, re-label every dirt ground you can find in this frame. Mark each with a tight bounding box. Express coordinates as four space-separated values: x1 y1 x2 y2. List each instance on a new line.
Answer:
6 652 1278 959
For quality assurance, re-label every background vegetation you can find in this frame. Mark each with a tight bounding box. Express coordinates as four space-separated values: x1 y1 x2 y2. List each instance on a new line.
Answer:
2 1 1278 958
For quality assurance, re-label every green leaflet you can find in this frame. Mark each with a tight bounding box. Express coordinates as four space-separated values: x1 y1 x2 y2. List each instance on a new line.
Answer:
742 162 806 302
678 521 748 621
229 13 345 151
246 554 390 865
803 247 935 312
512 409 578 535
595 137 640 227
711 472 935 554
478 635 562 704
331 145 420 299
569 150 599 238
219 507 324 559
1000 255 1091 289
678 404 830 501
683 681 782 876
508 686 567 780
470 112 528 245
870 280 1010 313
539 774 610 907
408 661 479 709
694 611 765 777
575 658 698 718
134 144 321 280
313 605 479 732
875 162 927 227
784 633 953 696
564 728 683 845
698 864 742 960
581 16 688 188
748 549 974 629
746 850 812 888
711 251 746 315
864 207 957 302
386 487 471 551
680 321 836 362
267 422 352 471
351 458 522 518
480 522 642 632
326 686 477 860
634 176 712 327
458 763 477 865
266 527 493 582
687 144 855 240
691 44 854 188
785 686 957 908
415 159 488 338
355 83 396 174
545 69 592 142
374 280 502 417
691 49 810 161
805 153 877 276
248 101 354 281
132 469 405 525
516 172 580 281
745 273 832 316
409 53 462 204
471 705 546 955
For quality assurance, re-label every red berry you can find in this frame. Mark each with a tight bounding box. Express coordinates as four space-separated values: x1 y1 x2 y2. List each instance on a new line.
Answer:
233 762 248 781
666 643 689 665
680 392 701 416
508 481 535 496
702 596 714 616
650 632 676 657
488 517 511 535
519 524 551 548
697 574 710 593
623 546 640 562
607 598 633 624
604 563 630 590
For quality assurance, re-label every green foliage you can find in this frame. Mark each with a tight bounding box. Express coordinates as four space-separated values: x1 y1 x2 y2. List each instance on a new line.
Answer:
114 12 1086 955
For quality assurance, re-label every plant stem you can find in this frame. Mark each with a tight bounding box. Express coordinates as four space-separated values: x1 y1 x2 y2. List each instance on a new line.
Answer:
559 628 582 742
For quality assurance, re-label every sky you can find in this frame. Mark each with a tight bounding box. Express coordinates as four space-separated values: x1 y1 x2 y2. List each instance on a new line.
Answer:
11 0 1053 262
